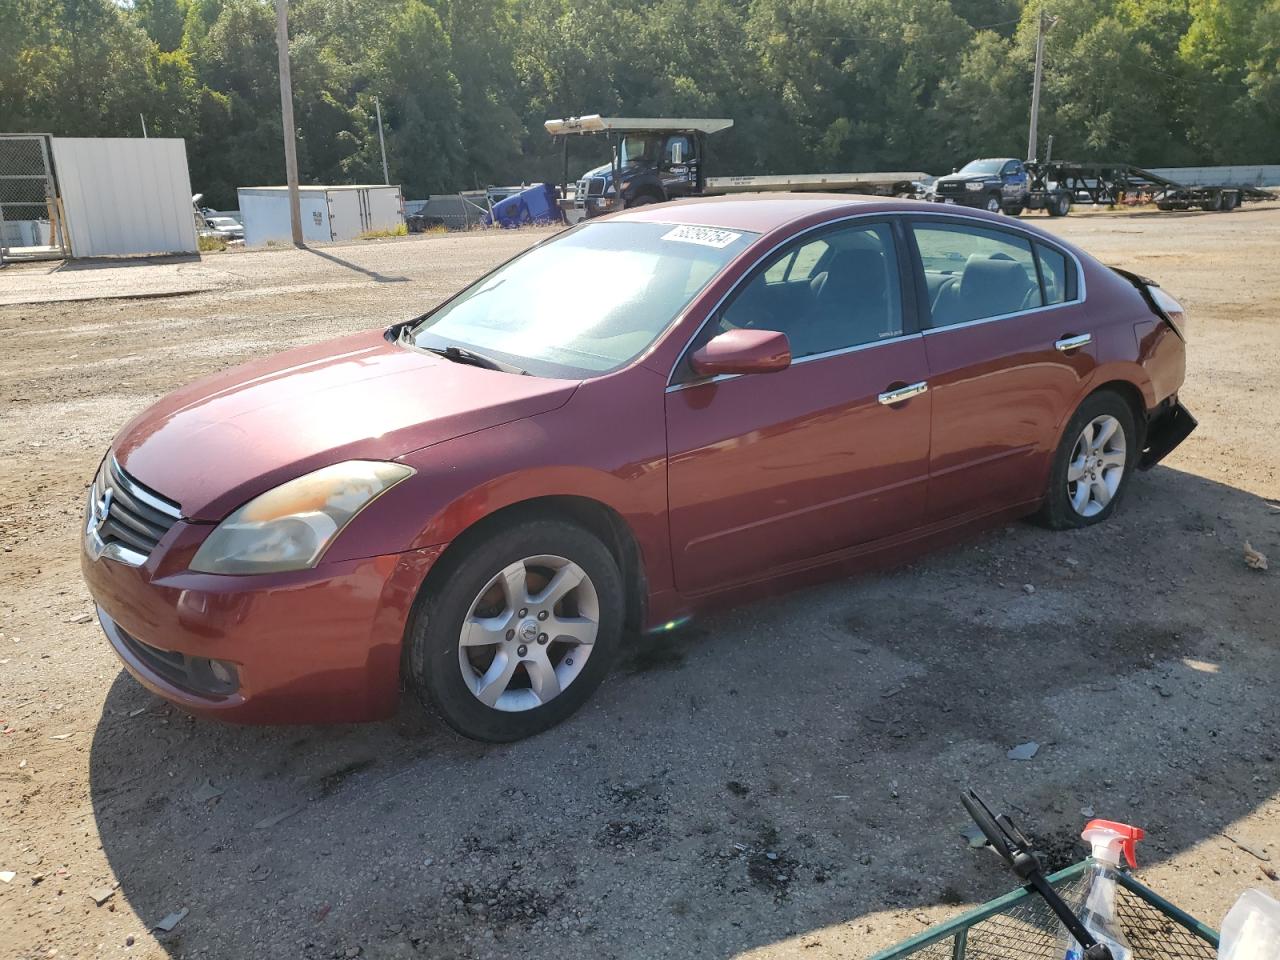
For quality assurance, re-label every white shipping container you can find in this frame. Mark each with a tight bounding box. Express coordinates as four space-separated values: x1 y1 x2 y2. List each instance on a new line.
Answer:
237 185 404 246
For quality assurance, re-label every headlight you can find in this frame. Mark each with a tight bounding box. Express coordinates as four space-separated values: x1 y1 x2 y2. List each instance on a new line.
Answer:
965 182 984 192
190 461 414 574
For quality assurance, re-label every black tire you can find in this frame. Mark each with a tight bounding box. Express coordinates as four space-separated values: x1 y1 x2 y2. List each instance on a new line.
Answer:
1047 193 1072 217
1039 390 1139 530
627 193 661 208
406 519 625 742
1199 192 1224 212
1222 191 1240 212
985 193 1002 214
1007 204 1026 217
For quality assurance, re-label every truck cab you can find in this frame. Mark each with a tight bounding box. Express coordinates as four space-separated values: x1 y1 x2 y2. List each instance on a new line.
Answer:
545 116 733 220
931 158 1030 214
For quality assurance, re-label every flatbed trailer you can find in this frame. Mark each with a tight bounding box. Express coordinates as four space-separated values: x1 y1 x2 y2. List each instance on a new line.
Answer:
704 171 924 197
1026 161 1275 212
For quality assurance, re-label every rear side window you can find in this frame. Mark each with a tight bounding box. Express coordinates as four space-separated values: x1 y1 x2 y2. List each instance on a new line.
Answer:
1035 243 1070 304
912 223 1044 327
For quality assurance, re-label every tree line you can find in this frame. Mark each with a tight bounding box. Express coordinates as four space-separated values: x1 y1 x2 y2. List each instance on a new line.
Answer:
1 0 1275 209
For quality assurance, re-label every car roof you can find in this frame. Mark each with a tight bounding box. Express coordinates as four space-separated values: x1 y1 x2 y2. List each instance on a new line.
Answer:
609 193 899 233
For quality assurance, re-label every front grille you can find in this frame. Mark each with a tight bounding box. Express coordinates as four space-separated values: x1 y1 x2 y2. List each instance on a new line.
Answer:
86 457 182 566
935 180 965 195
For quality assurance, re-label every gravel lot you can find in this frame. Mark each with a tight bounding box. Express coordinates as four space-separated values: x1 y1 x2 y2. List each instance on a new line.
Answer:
1 206 1278 960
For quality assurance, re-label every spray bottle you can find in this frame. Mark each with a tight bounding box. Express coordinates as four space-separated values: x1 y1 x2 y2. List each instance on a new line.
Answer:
1060 819 1145 960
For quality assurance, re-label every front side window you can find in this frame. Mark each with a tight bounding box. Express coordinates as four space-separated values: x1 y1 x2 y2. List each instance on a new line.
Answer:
709 222 903 361
620 135 659 166
665 136 692 165
407 221 757 378
913 223 1044 327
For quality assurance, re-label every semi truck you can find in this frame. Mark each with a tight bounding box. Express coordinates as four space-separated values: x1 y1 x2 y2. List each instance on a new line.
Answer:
544 115 923 221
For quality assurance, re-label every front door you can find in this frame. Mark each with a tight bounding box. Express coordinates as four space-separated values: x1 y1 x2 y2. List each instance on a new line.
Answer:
908 217 1095 522
665 219 932 595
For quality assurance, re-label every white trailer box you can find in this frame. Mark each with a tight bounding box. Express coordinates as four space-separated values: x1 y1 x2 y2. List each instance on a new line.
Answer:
237 184 404 246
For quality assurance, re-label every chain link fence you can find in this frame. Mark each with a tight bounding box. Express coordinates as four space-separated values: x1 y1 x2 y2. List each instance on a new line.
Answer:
0 134 69 263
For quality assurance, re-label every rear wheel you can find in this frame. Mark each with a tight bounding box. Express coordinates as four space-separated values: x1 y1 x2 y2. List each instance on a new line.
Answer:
407 519 624 742
1040 391 1138 530
1047 193 1072 217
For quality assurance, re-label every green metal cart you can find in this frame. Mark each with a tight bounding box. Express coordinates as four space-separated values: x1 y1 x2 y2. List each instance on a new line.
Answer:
869 859 1219 960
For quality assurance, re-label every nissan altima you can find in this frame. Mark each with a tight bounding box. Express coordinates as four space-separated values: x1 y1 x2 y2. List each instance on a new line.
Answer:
81 195 1195 741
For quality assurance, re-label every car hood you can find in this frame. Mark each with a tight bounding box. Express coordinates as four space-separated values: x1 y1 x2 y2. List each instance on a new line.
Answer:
113 330 579 521
937 174 994 185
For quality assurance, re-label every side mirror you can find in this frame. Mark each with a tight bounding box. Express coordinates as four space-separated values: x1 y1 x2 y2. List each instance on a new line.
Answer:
690 329 791 377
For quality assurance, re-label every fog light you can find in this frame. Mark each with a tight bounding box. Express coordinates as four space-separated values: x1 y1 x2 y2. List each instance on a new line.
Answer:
209 659 236 686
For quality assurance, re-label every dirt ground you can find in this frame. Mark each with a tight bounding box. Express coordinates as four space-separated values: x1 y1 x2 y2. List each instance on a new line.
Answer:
1 205 1278 960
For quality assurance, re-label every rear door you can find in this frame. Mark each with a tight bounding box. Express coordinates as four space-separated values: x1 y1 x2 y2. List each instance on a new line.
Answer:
907 217 1095 522
665 219 932 594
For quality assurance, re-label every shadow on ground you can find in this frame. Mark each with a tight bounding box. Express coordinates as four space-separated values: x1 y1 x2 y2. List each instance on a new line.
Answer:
89 465 1279 959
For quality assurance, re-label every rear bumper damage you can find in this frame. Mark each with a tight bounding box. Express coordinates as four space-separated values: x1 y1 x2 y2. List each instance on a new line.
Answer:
1139 400 1197 469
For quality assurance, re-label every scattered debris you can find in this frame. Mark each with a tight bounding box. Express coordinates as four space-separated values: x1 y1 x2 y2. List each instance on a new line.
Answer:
191 780 224 803
1224 834 1270 862
1065 557 1080 568
961 825 988 849
1244 542 1269 571
253 804 304 830
154 908 188 932
248 865 272 883
89 886 115 907
1262 866 1279 882
48 733 74 741
1022 583 1036 595
0 871 15 883
1081 806 1096 818
68 614 94 625
18 759 26 769
1008 741 1040 761
127 708 147 718
125 935 134 947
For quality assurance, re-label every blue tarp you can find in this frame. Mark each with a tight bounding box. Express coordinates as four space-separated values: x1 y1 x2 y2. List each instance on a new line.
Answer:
484 183 561 228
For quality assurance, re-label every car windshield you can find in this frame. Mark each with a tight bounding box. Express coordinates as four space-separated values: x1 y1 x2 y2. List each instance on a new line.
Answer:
960 159 1006 175
406 221 757 378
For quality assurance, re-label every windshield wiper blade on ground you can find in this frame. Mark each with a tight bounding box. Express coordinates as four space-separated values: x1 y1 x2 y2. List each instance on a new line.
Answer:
424 344 525 375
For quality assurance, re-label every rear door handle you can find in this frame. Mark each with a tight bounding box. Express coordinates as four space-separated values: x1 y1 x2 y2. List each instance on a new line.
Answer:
878 381 929 405
1055 333 1092 352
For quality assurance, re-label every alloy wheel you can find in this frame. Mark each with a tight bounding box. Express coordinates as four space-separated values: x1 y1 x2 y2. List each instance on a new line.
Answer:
1067 414 1127 517
986 195 1001 213
458 555 599 712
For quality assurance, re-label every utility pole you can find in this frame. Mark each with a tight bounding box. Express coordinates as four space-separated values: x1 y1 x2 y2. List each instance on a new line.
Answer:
1027 8 1057 162
139 114 148 138
274 0 304 247
373 97 390 186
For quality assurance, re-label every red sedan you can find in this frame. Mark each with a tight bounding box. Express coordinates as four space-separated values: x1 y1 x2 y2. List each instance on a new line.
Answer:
81 195 1195 741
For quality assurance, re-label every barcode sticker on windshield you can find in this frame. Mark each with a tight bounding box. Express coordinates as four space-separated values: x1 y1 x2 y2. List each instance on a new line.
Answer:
661 225 742 249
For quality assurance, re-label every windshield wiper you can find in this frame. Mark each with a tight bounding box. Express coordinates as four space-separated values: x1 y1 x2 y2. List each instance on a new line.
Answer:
424 344 526 375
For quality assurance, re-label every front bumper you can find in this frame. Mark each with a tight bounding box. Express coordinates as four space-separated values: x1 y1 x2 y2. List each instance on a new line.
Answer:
929 191 988 209
82 528 442 724
1139 400 1197 469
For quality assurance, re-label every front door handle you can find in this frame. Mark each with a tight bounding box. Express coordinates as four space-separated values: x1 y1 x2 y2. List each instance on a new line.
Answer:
1055 333 1092 352
878 381 929 405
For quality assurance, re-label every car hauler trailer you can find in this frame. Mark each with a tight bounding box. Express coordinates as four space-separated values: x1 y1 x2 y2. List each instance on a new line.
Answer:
545 115 924 221
932 157 1275 216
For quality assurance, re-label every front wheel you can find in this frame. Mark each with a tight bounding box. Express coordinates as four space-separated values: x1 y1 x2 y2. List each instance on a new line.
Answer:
985 193 1002 214
1039 391 1138 530
406 519 624 742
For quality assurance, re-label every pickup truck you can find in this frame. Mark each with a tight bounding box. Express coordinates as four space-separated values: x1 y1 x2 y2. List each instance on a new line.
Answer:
930 158 1072 217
